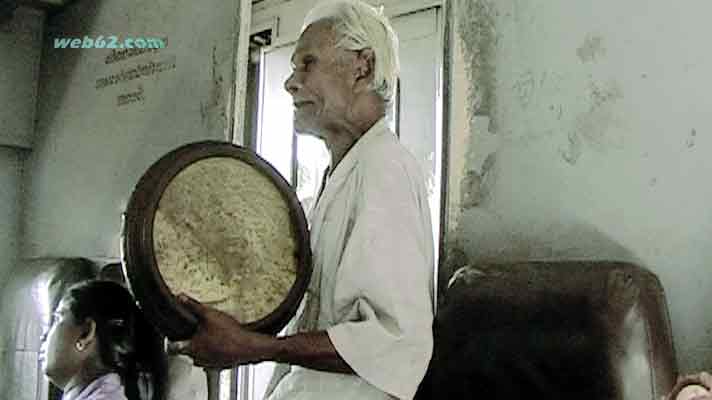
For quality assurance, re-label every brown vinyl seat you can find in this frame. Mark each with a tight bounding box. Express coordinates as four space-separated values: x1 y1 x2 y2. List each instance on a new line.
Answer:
415 261 677 400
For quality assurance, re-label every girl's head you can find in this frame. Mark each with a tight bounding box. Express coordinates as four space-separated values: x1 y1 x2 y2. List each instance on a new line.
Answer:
40 280 166 400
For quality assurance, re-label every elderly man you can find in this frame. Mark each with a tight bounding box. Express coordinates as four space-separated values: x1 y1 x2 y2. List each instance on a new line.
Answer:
666 372 712 400
172 1 434 399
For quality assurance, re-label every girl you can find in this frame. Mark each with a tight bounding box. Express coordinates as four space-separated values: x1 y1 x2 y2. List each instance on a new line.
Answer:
40 280 166 400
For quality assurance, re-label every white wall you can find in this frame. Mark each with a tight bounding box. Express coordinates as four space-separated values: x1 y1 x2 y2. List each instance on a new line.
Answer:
0 6 44 288
17 1 244 398
22 0 241 260
0 147 24 289
0 7 44 149
445 0 712 373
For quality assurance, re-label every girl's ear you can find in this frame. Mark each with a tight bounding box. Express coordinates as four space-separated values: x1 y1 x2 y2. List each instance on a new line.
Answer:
76 319 97 351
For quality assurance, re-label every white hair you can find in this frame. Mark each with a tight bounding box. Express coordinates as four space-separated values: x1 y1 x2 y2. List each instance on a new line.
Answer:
303 0 400 104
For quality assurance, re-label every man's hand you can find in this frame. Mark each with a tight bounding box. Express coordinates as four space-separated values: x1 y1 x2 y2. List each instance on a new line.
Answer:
665 372 712 400
166 294 277 368
167 294 353 374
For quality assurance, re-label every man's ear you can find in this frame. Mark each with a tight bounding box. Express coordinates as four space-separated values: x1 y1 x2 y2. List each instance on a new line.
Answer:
354 48 375 88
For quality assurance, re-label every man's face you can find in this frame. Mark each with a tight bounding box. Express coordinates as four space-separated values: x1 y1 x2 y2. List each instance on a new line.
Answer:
284 21 357 138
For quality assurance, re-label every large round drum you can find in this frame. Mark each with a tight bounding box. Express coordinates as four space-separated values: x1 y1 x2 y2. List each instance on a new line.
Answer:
121 141 312 340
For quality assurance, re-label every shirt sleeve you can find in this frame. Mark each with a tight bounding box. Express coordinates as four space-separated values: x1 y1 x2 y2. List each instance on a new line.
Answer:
326 156 434 400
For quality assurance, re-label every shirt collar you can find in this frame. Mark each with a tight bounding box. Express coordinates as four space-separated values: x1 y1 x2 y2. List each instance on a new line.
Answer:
63 373 124 400
327 117 390 183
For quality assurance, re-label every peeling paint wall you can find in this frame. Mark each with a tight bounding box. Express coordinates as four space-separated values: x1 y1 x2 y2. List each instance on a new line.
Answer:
22 0 240 259
445 0 712 373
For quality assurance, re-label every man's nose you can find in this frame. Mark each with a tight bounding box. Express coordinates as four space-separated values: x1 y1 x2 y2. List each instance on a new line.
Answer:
284 72 299 95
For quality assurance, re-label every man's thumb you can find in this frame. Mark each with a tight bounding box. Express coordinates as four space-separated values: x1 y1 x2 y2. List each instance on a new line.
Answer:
177 293 207 316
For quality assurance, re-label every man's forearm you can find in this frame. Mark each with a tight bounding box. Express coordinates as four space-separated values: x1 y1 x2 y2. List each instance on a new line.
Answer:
268 331 355 374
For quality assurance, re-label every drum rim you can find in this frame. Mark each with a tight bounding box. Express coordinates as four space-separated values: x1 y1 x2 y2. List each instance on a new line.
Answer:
121 140 312 340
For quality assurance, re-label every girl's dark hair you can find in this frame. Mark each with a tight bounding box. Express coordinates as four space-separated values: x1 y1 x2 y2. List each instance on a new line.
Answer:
63 280 167 400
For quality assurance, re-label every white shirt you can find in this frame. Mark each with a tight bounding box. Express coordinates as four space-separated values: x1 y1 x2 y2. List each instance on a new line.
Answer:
62 373 127 400
267 119 434 400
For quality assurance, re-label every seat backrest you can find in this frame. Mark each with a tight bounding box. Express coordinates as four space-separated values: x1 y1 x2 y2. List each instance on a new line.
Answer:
416 261 677 400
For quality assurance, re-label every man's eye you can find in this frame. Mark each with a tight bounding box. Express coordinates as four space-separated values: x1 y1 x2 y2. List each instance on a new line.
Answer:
298 56 316 72
290 56 315 73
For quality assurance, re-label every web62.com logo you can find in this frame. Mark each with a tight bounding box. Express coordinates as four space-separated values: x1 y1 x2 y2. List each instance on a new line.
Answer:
54 36 165 49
